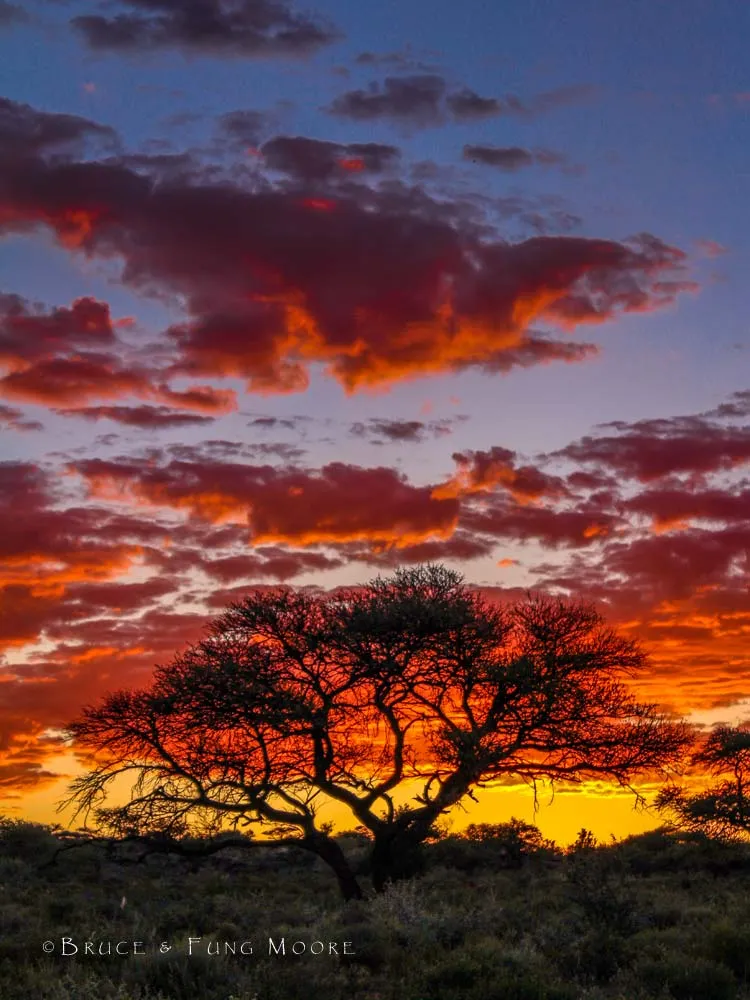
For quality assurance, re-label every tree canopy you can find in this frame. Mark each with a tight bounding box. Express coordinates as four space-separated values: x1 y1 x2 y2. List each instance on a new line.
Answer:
64 564 691 898
657 724 750 841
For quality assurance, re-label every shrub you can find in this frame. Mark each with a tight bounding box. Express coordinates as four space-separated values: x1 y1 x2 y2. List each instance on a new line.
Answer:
633 954 737 1000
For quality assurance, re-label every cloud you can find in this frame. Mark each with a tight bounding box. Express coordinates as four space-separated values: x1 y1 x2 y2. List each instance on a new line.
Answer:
603 527 749 604
0 403 42 432
0 294 116 366
247 415 305 431
160 228 692 393
70 0 340 57
462 499 617 548
0 1 27 28
217 109 272 147
202 548 343 582
353 48 439 73
469 334 599 371
0 96 118 164
350 418 454 444
2 382 750 789
704 390 750 420
54 404 216 428
0 760 60 792
344 531 497 568
624 485 750 531
553 410 750 481
436 446 568 502
260 135 400 180
0 463 173 645
72 454 461 547
327 75 448 126
446 88 503 120
328 78 597 127
0 97 695 395
0 287 236 413
0 354 148 406
463 144 570 172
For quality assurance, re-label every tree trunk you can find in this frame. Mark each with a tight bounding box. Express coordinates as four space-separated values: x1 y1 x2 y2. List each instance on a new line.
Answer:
305 833 364 901
370 827 426 892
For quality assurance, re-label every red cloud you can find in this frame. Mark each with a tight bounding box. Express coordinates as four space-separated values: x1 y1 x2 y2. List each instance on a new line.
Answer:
0 292 237 413
0 98 696 396
436 446 568 503
0 463 168 600
625 486 750 531
553 413 750 481
72 456 460 547
0 354 149 405
0 294 115 366
202 549 343 582
461 499 617 549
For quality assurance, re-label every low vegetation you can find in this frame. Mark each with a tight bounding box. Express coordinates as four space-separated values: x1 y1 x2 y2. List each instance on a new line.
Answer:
3 815 750 1000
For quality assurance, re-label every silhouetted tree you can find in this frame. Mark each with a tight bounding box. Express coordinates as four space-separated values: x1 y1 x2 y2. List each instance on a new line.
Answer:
64 564 691 899
656 723 750 841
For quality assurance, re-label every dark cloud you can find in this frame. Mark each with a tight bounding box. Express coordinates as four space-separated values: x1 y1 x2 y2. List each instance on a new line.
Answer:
0 96 118 164
327 74 447 126
328 78 597 127
350 418 453 443
0 403 43 432
471 335 599 372
446 88 503 120
353 48 438 73
260 135 399 180
247 415 299 430
0 761 60 792
217 109 271 147
704 390 750 420
0 2 27 27
54 404 215 428
463 144 569 171
71 0 340 57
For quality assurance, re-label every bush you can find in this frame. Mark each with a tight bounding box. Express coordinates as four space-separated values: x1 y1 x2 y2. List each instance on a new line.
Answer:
427 818 559 873
633 954 737 1000
705 919 750 980
0 817 59 863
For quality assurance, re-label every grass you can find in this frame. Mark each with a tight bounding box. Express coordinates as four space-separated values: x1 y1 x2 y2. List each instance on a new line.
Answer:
2 817 750 999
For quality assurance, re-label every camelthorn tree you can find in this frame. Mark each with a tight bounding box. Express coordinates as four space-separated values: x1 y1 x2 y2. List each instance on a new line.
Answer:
65 564 691 898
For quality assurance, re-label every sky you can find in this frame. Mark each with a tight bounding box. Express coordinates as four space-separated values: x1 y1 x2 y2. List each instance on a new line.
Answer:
0 0 748 844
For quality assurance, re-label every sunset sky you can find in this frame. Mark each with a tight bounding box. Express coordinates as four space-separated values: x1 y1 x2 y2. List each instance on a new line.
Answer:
1 0 748 844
